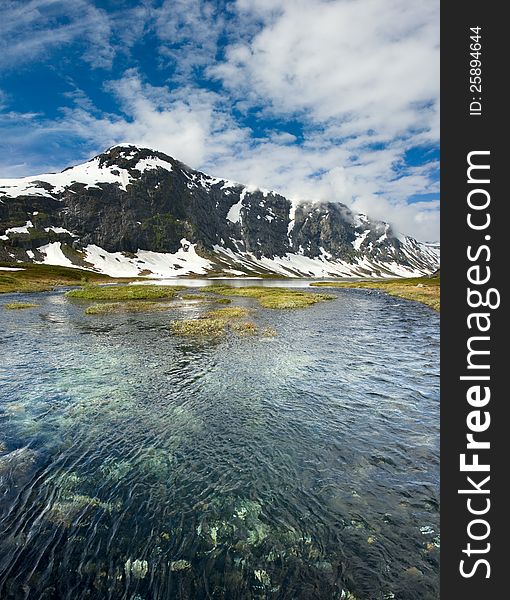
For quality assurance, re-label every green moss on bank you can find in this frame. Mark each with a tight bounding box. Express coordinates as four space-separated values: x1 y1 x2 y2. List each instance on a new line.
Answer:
311 275 440 311
170 303 268 338
3 301 40 310
0 263 135 294
170 318 227 337
66 284 184 301
204 286 336 309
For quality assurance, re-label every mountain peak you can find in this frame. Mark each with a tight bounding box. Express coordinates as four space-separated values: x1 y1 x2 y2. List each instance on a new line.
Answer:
0 146 180 200
0 146 439 277
94 144 176 172
99 144 171 161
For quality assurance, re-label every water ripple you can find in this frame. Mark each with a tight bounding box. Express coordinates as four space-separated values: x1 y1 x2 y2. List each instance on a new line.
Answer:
0 286 439 600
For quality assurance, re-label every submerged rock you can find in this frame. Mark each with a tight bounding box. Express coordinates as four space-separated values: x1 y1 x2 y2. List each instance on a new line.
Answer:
169 559 191 572
46 494 117 528
125 558 149 579
0 446 36 476
404 566 424 579
254 569 271 586
419 525 435 535
99 460 132 482
43 470 120 527
341 591 359 600
315 561 334 572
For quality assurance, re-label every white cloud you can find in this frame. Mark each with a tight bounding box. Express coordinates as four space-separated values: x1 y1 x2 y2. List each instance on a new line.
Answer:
213 0 439 138
153 0 227 78
57 70 250 168
0 0 440 241
351 195 440 243
210 0 440 239
0 0 114 69
1 65 439 240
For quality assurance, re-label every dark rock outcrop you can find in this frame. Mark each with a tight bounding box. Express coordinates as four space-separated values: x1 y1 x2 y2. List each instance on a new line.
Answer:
0 145 439 276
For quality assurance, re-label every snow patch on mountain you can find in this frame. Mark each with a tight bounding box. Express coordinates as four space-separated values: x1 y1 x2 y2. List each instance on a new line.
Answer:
226 188 248 224
0 145 440 278
4 220 34 236
34 239 212 277
135 157 173 173
82 240 210 277
37 242 76 268
0 158 132 198
352 230 370 250
213 245 428 279
44 226 77 236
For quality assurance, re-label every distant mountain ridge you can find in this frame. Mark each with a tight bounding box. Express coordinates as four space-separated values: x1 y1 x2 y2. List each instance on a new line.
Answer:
0 145 439 278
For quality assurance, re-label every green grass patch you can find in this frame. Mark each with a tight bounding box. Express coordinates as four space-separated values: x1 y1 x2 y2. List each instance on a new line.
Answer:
230 321 258 336
170 317 264 338
3 302 40 310
311 275 440 311
170 304 274 338
0 262 136 294
170 318 227 337
204 286 336 309
66 284 184 301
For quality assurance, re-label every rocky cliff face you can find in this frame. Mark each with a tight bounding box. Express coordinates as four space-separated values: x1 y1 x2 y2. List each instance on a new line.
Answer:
0 145 439 277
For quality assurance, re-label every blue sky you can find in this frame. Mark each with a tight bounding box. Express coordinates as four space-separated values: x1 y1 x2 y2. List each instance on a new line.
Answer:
0 0 439 240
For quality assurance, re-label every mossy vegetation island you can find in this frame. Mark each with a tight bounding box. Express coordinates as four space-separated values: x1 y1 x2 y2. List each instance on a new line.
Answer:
169 305 275 338
1 263 438 322
66 284 185 301
54 281 333 338
204 285 336 309
3 301 40 310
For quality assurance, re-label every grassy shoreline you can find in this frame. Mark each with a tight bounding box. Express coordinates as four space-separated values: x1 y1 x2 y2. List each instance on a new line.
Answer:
310 275 440 311
1 263 439 311
0 263 138 294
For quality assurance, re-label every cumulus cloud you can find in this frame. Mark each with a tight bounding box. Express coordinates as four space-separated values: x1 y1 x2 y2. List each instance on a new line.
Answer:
352 195 440 242
214 0 438 130
56 71 250 168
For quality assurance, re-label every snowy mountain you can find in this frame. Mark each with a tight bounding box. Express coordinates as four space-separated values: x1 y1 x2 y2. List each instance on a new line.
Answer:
0 145 439 278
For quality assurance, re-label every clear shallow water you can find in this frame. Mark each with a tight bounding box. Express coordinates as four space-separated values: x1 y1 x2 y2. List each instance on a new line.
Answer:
0 286 439 600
